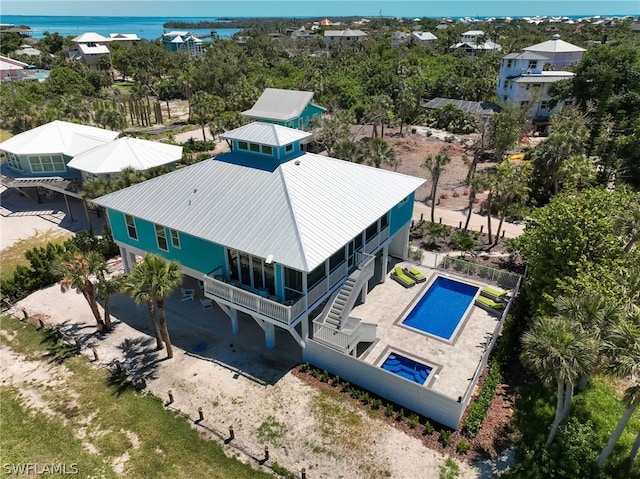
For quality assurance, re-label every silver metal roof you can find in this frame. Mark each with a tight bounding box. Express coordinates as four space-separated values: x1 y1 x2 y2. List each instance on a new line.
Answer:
513 72 574 83
221 122 312 147
503 52 550 60
95 152 424 272
242 88 324 122
423 97 501 115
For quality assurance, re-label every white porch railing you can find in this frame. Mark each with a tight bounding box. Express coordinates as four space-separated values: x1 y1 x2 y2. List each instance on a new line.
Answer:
203 276 297 326
364 226 389 254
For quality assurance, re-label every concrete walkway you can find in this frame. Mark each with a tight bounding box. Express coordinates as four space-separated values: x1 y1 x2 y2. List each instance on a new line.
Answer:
412 202 525 239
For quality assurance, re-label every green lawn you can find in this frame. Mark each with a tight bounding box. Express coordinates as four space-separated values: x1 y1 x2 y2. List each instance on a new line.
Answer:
0 316 277 479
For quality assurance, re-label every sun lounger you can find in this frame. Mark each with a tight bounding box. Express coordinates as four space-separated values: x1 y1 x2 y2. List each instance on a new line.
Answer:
481 286 511 302
391 266 416 288
476 295 505 312
403 267 427 283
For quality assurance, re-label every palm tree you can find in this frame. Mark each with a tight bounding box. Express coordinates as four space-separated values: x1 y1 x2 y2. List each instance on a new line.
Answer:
55 251 107 331
122 265 164 352
596 318 640 469
422 153 452 223
95 274 124 331
492 161 530 245
555 292 622 390
333 139 366 164
367 137 397 169
125 255 183 359
463 173 485 231
521 316 596 447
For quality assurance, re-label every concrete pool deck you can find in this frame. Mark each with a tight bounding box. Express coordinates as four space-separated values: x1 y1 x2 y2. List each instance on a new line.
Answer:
351 264 501 400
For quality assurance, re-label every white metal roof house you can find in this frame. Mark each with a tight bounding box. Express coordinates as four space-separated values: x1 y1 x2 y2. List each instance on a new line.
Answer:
523 34 585 70
324 29 368 47
0 56 28 81
0 120 119 180
451 30 502 56
497 36 581 121
94 121 424 354
69 32 112 71
242 88 326 131
67 137 182 181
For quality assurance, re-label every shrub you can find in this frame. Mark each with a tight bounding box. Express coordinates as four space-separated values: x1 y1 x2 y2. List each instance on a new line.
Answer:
438 457 460 479
423 421 435 435
439 429 453 447
371 398 382 410
396 408 405 422
456 439 472 454
361 392 371 405
299 362 310 373
319 370 330 383
462 360 501 437
385 404 394 417
408 414 419 429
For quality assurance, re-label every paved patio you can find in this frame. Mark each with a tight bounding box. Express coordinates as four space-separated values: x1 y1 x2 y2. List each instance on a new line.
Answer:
350 263 501 400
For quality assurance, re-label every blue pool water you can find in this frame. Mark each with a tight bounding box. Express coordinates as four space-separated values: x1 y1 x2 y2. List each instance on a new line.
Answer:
381 353 432 385
402 277 478 340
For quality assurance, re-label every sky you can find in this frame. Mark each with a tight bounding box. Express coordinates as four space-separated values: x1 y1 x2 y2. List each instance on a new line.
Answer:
2 0 639 18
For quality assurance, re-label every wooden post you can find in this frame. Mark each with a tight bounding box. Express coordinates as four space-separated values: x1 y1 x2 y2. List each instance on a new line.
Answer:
167 389 174 404
301 468 306 479
91 347 99 361
197 407 204 422
480 225 484 234
459 221 462 229
264 445 269 461
439 217 442 224
228 425 235 440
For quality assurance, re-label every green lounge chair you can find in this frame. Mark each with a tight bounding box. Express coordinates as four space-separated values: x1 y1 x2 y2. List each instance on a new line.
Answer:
403 267 427 283
481 286 511 302
391 266 416 288
476 295 505 312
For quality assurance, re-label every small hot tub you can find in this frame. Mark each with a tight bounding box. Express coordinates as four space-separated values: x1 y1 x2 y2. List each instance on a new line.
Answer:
381 353 432 385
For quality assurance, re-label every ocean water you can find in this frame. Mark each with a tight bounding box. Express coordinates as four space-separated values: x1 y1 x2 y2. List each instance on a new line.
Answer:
1 16 242 40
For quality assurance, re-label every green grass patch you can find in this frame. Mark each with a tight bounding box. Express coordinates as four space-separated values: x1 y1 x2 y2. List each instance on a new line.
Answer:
309 388 365 453
0 316 276 479
256 416 287 447
0 229 71 281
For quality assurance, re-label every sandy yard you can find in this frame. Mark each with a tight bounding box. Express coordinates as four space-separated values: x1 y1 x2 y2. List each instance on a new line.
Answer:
0 125 520 478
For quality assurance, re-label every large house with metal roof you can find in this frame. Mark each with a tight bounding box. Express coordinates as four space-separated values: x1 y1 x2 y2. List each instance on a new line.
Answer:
161 31 205 57
94 122 424 350
242 88 326 131
69 32 112 71
496 35 584 121
324 29 368 47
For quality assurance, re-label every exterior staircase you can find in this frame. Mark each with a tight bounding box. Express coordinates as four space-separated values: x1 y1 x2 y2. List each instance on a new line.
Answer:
312 253 377 354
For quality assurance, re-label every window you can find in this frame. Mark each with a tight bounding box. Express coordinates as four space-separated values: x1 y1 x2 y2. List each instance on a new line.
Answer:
365 222 378 241
285 267 303 299
540 101 549 110
520 101 529 106
506 59 512 68
155 224 168 251
380 212 389 230
28 155 65 174
249 143 260 152
329 248 345 271
308 263 325 288
237 141 248 150
261 145 273 155
6 153 22 171
526 84 530 90
285 144 293 153
398 196 409 206
170 229 180 248
528 60 537 70
125 214 138 240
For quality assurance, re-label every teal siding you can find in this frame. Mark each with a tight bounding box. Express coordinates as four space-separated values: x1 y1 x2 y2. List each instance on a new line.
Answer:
274 264 284 299
300 104 325 130
106 210 226 275
389 192 415 236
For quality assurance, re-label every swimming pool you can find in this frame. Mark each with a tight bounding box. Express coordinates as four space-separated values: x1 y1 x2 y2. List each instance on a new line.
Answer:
381 352 432 385
402 276 478 340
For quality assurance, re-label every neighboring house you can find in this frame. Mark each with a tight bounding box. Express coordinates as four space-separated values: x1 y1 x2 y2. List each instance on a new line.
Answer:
13 44 41 57
424 97 501 117
522 34 585 70
632 23 640 34
391 31 410 47
324 29 368 47
109 33 141 44
290 26 313 40
0 120 119 179
162 31 205 57
391 31 437 48
451 29 502 55
0 56 28 81
93 121 423 353
67 137 182 182
70 32 112 71
497 35 585 121
242 88 326 131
